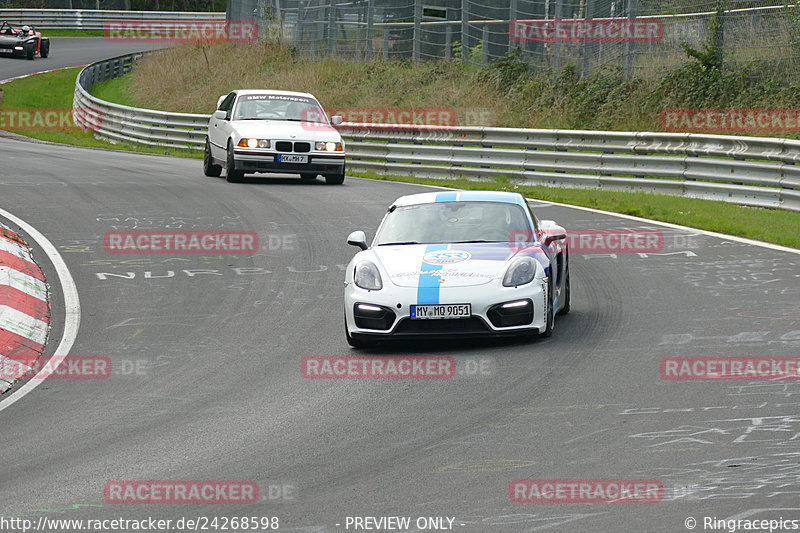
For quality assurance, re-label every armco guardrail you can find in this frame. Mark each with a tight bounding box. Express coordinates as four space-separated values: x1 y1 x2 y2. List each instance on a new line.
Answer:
73 53 800 211
74 53 209 149
0 9 224 30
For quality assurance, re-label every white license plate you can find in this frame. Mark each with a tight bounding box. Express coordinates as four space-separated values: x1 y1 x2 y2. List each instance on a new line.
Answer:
0 49 12 54
411 304 471 320
278 154 308 163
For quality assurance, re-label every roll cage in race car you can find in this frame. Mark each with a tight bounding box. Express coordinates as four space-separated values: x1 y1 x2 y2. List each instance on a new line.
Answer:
0 22 49 59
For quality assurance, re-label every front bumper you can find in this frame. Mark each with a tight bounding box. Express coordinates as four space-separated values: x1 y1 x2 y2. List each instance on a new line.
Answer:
344 279 548 340
0 44 24 57
232 151 345 174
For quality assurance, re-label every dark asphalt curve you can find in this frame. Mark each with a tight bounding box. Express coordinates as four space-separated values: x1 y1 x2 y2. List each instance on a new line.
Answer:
0 135 799 533
0 37 165 82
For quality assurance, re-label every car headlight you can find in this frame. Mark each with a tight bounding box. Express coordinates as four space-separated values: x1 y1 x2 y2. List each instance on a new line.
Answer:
503 257 537 287
237 138 270 148
354 261 383 290
315 141 343 152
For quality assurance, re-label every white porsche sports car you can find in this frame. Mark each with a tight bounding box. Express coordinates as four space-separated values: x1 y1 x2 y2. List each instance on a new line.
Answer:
344 190 570 347
204 89 346 184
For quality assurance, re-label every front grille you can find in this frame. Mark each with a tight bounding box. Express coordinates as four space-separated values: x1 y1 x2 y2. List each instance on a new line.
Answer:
275 141 311 153
394 317 489 335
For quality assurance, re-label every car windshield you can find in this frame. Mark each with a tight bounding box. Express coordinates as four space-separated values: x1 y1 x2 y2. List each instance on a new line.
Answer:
233 94 327 122
374 201 532 245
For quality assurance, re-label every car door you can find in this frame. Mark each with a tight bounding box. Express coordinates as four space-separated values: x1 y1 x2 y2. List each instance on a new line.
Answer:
209 92 236 159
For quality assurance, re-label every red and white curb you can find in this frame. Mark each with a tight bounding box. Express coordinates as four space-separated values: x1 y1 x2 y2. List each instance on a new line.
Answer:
0 224 51 392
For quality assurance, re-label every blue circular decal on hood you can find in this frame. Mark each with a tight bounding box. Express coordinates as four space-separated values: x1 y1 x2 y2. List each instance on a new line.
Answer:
423 250 471 265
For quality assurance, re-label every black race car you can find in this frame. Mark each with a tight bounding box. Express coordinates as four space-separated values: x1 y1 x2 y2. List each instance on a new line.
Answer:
0 22 49 59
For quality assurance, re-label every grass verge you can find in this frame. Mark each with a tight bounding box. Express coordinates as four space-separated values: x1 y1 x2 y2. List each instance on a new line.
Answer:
352 171 800 250
0 66 200 158
43 29 105 37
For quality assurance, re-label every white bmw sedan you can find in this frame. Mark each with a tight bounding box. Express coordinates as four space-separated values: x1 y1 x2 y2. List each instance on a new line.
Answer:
204 89 346 184
344 190 570 348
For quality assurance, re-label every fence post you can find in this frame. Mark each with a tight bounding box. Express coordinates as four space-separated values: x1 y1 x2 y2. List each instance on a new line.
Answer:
413 0 422 63
553 0 562 73
366 0 374 59
623 0 636 80
461 0 468 61
582 0 593 78
481 25 489 65
714 0 725 67
356 8 363 60
446 24 452 59
383 26 389 59
328 0 336 55
294 0 304 50
509 0 518 54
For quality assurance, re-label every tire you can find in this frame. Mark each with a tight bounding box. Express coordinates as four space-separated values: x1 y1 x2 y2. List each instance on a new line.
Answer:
203 139 222 177
559 268 570 315
226 141 244 183
39 38 49 58
300 173 317 182
325 172 345 185
540 277 554 337
25 41 34 60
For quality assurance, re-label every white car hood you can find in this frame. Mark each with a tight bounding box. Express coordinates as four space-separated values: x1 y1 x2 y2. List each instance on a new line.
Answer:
231 119 341 142
374 243 520 288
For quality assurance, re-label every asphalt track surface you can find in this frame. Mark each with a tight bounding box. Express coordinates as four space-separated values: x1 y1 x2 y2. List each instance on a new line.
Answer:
0 37 164 81
1 41 800 533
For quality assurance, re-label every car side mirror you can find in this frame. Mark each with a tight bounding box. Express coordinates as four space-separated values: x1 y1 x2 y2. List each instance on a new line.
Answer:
347 230 367 250
543 233 566 247
213 110 227 120
331 115 343 126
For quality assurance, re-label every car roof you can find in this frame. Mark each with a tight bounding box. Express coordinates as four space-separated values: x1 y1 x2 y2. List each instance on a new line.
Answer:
234 89 317 99
391 190 528 208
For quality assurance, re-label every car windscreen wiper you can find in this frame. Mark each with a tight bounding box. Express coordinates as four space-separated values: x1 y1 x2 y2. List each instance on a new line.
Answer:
450 239 503 243
376 241 421 246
